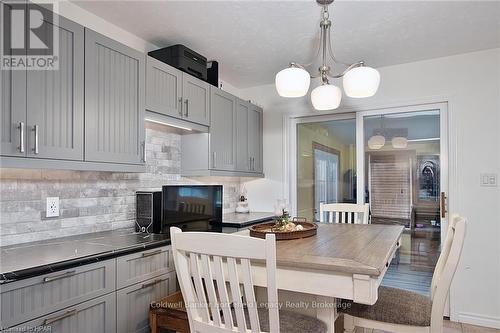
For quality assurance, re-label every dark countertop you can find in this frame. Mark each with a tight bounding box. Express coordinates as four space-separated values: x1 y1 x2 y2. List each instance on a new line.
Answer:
221 212 275 228
0 229 170 284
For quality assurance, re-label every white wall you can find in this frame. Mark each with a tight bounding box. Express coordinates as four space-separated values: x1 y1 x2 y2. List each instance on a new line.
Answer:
240 48 500 328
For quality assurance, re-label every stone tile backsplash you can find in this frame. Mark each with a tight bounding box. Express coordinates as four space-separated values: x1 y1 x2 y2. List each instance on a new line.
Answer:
0 122 242 246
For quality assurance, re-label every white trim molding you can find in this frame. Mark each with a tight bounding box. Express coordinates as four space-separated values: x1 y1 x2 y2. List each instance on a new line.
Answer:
457 312 500 329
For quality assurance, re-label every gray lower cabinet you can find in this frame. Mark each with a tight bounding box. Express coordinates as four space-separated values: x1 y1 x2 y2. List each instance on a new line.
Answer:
182 73 210 126
248 104 264 173
210 87 237 171
0 246 177 333
117 271 177 333
116 246 173 289
84 28 145 165
10 294 116 333
0 260 115 329
146 57 183 118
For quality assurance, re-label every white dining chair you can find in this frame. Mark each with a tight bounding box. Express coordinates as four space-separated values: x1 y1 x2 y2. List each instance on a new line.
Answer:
342 214 467 333
170 227 327 333
319 203 370 224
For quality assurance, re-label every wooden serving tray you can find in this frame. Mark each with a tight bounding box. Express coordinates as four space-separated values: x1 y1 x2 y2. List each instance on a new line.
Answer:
249 221 318 240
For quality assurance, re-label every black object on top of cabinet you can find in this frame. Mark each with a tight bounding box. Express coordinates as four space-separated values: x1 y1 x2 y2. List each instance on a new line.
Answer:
207 60 219 87
148 44 207 80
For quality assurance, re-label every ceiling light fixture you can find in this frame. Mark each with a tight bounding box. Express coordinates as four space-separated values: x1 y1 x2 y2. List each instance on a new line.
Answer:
391 136 408 149
275 0 380 110
368 135 386 150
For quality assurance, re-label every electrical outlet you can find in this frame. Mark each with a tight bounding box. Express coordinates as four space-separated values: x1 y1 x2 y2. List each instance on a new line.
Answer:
480 173 498 187
46 197 59 218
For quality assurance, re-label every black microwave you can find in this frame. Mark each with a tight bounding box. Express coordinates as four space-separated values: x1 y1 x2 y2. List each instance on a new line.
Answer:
135 185 223 235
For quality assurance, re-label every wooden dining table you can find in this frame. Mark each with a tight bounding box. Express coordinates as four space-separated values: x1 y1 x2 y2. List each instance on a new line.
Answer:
236 223 404 333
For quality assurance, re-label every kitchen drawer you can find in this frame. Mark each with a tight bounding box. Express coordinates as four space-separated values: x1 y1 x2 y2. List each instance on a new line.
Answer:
116 246 173 289
8 294 116 333
0 259 115 328
117 271 177 333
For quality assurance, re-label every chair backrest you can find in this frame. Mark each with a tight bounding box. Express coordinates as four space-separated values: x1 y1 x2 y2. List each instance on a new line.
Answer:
170 227 280 333
430 215 466 331
319 203 370 224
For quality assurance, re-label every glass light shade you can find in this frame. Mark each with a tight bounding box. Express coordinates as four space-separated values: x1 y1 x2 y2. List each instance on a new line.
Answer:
392 136 408 149
343 66 381 98
275 67 311 97
310 84 342 111
368 135 385 149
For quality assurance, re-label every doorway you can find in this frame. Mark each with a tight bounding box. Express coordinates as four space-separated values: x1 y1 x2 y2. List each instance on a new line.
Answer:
290 103 448 296
295 116 357 222
314 143 340 221
358 105 448 295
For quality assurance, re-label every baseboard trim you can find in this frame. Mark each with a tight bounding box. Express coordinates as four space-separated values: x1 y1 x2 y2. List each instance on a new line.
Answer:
458 312 500 329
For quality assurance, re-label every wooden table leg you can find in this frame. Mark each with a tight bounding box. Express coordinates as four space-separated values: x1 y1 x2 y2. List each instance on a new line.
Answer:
316 296 338 333
149 311 158 333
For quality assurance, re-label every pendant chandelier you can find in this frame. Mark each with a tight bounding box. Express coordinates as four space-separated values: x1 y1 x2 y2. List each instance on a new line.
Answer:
367 116 409 150
275 0 380 110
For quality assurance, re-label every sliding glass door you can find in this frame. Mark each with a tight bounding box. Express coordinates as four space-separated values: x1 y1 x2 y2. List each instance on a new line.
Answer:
357 104 448 296
290 102 448 298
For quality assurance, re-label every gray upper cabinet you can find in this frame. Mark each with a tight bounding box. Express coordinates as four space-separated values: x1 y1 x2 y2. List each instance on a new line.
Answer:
0 2 26 157
248 104 263 173
26 11 84 160
85 29 145 165
182 88 264 177
145 57 210 126
146 56 182 118
236 99 250 172
182 73 210 126
210 87 237 171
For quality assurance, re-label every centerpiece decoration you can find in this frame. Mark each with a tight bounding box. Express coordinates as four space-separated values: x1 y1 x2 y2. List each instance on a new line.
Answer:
249 202 318 240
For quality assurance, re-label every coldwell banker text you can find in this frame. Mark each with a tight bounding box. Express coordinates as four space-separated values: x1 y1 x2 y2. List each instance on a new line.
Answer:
1 2 59 70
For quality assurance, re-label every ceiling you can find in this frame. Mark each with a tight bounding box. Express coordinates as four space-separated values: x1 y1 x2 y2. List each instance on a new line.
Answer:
72 0 500 88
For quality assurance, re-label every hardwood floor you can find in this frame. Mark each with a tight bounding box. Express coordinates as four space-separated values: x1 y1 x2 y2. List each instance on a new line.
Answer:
372 214 441 296
381 262 433 296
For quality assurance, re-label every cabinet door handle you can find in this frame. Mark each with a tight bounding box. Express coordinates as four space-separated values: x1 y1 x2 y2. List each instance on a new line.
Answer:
142 141 146 162
43 270 76 283
141 249 162 257
32 125 39 154
184 99 189 117
18 122 25 153
141 278 166 289
212 151 216 168
248 157 252 170
178 97 183 116
44 309 78 325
